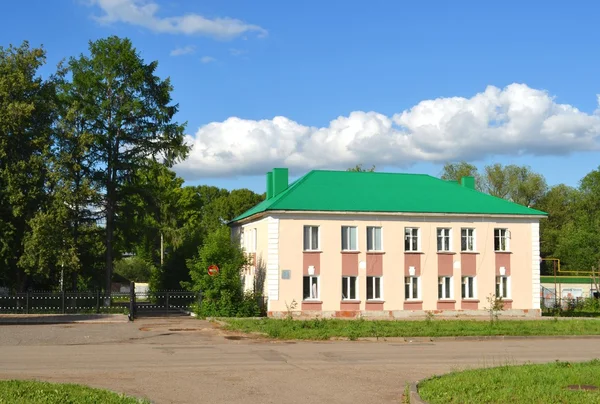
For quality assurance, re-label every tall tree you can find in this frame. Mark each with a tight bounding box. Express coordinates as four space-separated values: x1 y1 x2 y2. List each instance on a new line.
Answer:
440 161 483 190
0 41 56 291
66 36 189 294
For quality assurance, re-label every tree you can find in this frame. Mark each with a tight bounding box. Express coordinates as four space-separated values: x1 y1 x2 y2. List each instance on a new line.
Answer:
65 36 190 294
440 161 483 190
184 226 257 317
347 164 376 172
482 164 547 206
0 41 57 291
533 184 581 262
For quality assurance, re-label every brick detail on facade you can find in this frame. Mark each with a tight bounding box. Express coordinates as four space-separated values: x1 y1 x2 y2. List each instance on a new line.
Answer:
341 252 359 276
303 252 321 276
366 253 384 276
437 254 453 276
404 253 421 276
461 300 479 310
437 301 456 310
495 252 511 276
460 253 477 276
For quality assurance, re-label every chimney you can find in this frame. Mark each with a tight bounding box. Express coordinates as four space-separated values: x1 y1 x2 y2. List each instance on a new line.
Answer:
460 176 475 190
266 171 273 199
272 168 289 197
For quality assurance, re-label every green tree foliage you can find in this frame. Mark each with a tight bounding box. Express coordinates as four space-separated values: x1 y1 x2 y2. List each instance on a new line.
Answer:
440 162 483 191
65 36 190 293
185 226 261 317
347 164 376 172
0 42 57 291
114 256 154 283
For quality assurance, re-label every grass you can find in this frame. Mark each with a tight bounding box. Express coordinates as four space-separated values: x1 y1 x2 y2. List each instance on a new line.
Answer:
0 380 150 403
418 359 600 403
221 317 600 340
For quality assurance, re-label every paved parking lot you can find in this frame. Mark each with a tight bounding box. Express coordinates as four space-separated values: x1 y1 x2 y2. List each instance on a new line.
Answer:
1 316 599 403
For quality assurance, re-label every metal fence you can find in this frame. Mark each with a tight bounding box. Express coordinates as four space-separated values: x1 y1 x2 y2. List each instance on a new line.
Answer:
0 291 130 314
540 286 600 315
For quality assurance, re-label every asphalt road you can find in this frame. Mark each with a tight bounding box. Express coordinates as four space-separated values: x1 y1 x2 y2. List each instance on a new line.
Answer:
0 316 598 404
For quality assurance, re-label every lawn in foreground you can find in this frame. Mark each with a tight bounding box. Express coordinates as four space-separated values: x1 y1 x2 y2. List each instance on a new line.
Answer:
418 359 600 404
0 380 149 403
222 318 600 340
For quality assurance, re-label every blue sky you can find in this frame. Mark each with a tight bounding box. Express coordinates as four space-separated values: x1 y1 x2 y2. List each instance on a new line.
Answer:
3 0 600 193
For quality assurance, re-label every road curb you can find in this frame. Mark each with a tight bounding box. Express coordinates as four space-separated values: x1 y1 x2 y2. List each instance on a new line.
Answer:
409 382 428 403
331 334 600 342
0 314 129 325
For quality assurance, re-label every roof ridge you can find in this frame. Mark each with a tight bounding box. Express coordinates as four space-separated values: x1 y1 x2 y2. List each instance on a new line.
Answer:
426 175 546 214
269 170 316 209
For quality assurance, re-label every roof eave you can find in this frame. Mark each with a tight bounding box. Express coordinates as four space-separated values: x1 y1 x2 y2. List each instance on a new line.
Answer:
264 209 547 219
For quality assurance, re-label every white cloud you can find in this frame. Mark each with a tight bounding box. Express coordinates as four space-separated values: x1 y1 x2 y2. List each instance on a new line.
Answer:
89 0 267 39
200 56 216 64
170 45 195 56
175 83 600 179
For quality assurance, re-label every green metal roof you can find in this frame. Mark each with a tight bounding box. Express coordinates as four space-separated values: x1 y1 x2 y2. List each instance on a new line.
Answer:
230 170 547 223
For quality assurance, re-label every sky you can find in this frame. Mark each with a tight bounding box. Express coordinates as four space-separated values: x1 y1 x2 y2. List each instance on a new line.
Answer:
3 0 600 193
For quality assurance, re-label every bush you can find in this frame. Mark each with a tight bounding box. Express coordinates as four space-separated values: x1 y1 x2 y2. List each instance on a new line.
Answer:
186 226 264 318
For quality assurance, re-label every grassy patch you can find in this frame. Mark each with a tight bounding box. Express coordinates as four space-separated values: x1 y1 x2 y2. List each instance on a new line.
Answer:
221 318 600 340
0 380 149 403
418 359 600 403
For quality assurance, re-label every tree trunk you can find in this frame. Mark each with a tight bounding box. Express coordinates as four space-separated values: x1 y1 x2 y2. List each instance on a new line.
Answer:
105 192 114 299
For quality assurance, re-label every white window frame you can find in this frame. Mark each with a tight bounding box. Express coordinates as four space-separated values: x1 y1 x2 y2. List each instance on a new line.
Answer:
303 275 320 300
366 226 383 252
404 276 420 300
461 276 477 299
494 228 510 252
438 276 453 300
496 275 510 299
341 226 358 251
461 228 476 252
437 228 452 252
341 276 358 300
366 276 383 301
405 227 420 252
303 225 320 251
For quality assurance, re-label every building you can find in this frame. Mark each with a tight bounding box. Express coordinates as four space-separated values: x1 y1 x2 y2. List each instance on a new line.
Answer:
229 168 547 318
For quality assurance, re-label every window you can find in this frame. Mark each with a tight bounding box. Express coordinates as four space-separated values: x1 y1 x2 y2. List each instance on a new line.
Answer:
462 276 476 299
496 276 509 298
494 228 509 251
405 227 419 251
437 228 451 251
405 276 420 300
461 228 475 252
367 276 382 300
303 226 319 251
341 226 358 251
342 276 358 300
438 276 452 299
366 226 382 251
303 276 319 300
244 228 257 252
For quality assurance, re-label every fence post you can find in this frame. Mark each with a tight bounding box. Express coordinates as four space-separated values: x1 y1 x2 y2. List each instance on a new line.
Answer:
197 291 202 314
26 292 29 314
61 290 66 314
129 281 135 321
166 291 169 315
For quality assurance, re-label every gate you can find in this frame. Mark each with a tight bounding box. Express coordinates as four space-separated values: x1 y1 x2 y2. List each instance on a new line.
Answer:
128 282 199 320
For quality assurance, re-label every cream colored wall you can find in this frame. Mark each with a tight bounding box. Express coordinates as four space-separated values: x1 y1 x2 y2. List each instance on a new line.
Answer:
272 214 538 312
236 218 270 295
